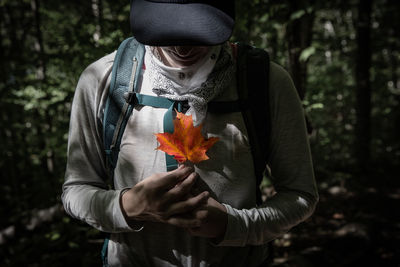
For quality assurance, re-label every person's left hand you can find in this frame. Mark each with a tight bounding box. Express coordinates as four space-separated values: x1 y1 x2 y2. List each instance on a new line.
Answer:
183 197 228 241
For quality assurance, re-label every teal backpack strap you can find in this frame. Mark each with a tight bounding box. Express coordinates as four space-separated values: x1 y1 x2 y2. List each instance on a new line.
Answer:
101 238 109 267
101 37 181 266
103 36 182 176
103 37 145 176
101 37 145 267
163 102 179 171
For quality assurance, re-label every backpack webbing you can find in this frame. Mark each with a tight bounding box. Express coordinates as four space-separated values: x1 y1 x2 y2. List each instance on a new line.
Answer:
103 38 145 178
237 44 271 204
207 43 271 203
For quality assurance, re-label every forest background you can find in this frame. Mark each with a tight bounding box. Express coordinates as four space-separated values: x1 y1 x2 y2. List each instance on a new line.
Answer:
0 0 399 266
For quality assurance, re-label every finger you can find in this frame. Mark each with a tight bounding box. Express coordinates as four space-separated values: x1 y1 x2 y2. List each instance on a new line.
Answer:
165 172 198 201
165 191 209 217
165 215 201 228
193 209 209 221
186 227 201 236
159 165 194 189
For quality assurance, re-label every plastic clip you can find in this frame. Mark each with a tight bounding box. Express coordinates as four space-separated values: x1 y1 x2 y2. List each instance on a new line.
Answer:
123 92 136 104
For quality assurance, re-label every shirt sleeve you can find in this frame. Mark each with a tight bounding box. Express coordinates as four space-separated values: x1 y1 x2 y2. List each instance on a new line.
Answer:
218 62 319 246
61 53 138 233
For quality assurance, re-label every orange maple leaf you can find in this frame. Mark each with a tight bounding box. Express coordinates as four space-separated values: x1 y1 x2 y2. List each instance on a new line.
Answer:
155 112 219 164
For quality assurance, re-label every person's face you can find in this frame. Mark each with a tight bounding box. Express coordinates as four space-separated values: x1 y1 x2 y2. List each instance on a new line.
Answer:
160 46 211 66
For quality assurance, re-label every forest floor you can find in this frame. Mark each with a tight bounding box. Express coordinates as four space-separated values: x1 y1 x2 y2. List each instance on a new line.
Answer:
1 169 399 267
270 169 400 267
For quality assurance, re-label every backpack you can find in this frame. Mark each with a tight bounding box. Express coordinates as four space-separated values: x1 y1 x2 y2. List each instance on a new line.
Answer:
101 37 272 266
103 37 271 196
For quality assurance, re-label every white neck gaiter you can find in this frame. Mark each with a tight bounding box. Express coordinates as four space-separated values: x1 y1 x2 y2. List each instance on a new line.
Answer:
145 43 235 125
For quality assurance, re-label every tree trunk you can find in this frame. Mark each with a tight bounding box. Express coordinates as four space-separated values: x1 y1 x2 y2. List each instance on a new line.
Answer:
387 0 400 152
286 1 315 101
91 0 103 43
390 44 400 153
354 0 372 170
0 6 4 78
31 0 46 79
245 1 255 42
286 1 315 135
31 0 55 176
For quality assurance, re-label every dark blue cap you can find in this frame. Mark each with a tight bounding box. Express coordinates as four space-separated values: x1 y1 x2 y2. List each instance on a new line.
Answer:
130 0 235 46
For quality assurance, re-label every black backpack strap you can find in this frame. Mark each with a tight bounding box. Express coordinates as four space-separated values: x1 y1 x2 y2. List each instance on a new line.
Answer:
236 43 271 205
208 44 271 204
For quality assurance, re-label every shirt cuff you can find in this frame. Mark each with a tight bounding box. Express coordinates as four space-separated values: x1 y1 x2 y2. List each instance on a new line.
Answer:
213 203 248 247
116 188 144 232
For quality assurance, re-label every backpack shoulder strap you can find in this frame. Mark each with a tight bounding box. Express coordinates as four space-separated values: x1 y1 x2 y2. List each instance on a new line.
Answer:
103 37 145 177
236 43 271 204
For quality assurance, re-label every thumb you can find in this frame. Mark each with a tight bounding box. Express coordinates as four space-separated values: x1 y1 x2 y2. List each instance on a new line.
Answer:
162 164 194 189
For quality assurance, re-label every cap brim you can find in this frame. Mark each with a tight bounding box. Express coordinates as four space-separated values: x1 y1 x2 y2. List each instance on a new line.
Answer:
130 0 234 46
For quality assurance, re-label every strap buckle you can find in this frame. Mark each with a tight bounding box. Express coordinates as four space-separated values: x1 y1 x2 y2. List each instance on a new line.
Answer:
123 92 136 104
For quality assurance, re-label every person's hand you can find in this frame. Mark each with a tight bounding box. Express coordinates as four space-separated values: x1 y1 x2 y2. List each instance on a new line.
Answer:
121 165 209 228
185 197 228 241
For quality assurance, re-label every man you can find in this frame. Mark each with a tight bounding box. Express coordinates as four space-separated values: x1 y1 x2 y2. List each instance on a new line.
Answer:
62 1 318 266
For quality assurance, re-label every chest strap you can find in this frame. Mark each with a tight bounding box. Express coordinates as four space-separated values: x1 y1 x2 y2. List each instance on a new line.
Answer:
125 92 187 171
125 92 245 171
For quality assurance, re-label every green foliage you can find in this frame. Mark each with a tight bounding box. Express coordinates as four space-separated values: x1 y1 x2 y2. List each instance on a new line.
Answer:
0 1 131 263
299 46 316 62
0 0 399 265
234 0 399 171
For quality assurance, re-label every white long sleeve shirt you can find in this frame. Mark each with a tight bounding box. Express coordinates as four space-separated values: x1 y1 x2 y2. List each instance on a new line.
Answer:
62 48 318 267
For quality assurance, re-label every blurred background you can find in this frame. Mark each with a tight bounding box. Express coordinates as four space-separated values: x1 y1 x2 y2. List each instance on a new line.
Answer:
0 0 399 266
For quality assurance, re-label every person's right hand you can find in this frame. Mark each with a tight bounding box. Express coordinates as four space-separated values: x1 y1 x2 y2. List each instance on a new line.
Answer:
121 165 209 228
